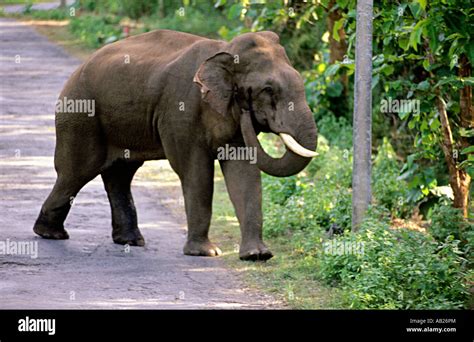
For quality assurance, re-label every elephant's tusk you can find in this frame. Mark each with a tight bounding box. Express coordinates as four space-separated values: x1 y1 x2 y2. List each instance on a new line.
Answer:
279 133 318 158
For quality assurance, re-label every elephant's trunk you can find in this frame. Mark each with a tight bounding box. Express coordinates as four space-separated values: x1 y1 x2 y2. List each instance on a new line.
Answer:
240 109 318 177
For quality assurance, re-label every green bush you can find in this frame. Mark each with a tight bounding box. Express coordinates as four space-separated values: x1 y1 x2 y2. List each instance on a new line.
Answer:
140 7 230 38
263 137 353 238
263 176 297 206
314 114 352 150
29 9 69 20
372 137 410 217
68 4 232 49
429 204 473 269
77 0 166 18
306 135 352 187
317 213 469 309
69 14 121 48
429 204 471 242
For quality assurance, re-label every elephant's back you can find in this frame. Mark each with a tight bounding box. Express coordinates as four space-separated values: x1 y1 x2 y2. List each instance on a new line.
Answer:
123 29 209 54
86 29 208 66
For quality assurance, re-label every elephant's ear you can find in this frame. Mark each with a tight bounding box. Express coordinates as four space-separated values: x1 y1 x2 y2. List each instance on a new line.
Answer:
193 52 234 116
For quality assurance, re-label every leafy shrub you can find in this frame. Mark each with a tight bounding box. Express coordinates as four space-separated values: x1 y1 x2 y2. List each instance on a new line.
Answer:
263 138 353 238
317 214 470 309
77 0 165 18
141 8 230 38
29 9 69 20
429 204 473 241
69 14 121 48
429 204 474 266
263 176 297 206
306 136 352 187
68 4 232 49
372 137 410 217
314 115 353 150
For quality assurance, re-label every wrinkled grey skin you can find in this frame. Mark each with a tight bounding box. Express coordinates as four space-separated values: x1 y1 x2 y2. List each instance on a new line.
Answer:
33 30 318 261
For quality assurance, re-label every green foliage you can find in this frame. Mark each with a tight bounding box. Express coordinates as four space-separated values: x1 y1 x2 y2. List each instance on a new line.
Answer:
263 176 297 206
140 8 230 38
429 204 474 247
429 205 464 241
77 0 176 19
115 0 159 19
68 1 233 48
262 132 353 238
317 213 469 309
314 115 352 149
372 138 410 217
69 14 121 48
303 58 354 122
369 0 474 199
262 132 471 308
28 8 69 20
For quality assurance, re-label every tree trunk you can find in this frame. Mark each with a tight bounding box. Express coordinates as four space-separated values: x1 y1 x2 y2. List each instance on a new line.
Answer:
458 54 472 218
158 0 166 18
352 0 373 230
436 94 471 218
327 0 348 64
326 0 349 116
426 42 472 218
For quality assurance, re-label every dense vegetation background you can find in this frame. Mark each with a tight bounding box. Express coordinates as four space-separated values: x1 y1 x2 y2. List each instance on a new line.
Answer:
4 0 473 309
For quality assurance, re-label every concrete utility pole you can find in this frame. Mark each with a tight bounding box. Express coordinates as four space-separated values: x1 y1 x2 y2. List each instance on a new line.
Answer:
352 0 373 231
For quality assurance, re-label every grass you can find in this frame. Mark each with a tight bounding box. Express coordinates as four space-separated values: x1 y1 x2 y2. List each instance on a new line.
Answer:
210 163 341 309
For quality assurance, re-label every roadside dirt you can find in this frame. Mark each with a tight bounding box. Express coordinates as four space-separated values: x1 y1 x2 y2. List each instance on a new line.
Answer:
0 18 280 309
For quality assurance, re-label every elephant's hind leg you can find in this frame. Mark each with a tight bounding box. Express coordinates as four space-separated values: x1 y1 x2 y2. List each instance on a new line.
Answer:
33 176 85 239
34 99 105 240
33 169 102 240
101 160 145 246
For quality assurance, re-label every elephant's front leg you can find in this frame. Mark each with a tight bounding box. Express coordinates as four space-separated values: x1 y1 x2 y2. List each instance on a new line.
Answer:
180 150 222 257
220 158 273 261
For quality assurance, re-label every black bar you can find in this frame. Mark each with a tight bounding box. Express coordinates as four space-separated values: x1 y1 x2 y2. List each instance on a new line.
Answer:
0 310 472 341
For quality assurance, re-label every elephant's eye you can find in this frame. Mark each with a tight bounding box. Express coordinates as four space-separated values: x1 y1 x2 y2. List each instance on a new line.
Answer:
262 87 274 96
262 87 278 110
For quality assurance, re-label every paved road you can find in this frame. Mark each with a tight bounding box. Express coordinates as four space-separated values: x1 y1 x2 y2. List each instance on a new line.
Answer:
0 18 278 309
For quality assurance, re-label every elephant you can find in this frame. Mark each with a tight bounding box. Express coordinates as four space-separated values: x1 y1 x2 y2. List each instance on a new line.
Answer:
33 29 318 261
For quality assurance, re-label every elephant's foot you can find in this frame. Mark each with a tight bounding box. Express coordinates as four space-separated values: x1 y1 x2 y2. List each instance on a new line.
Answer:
33 222 69 240
239 241 273 261
112 228 145 246
183 239 222 257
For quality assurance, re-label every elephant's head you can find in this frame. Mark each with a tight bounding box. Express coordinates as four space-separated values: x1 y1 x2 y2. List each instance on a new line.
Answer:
193 31 318 177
